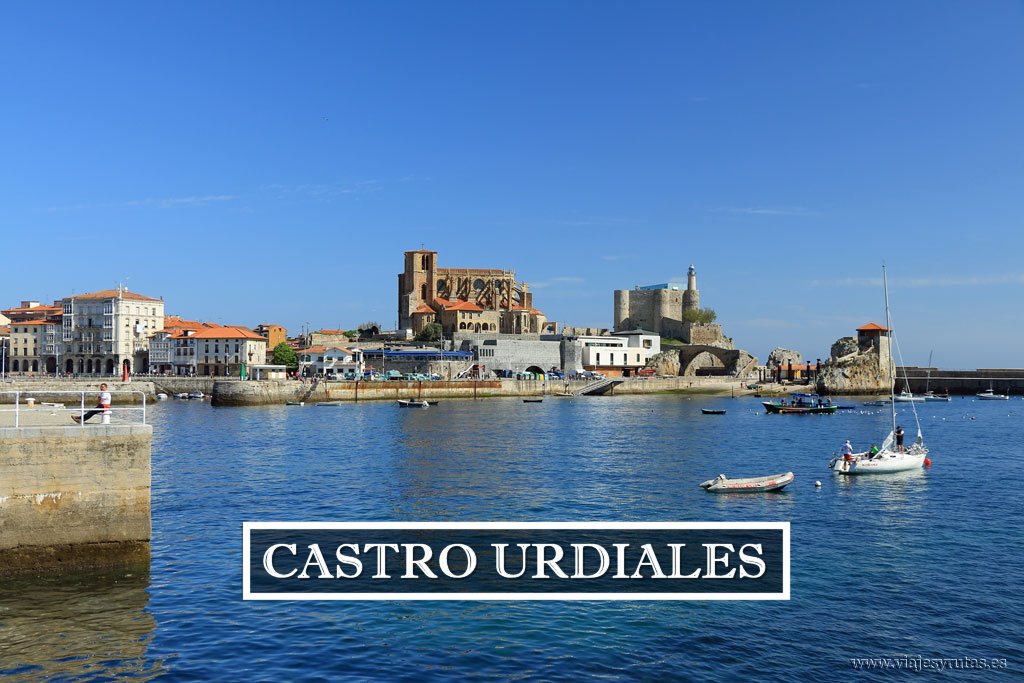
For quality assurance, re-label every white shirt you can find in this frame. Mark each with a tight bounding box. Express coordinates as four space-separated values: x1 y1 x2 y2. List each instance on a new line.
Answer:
99 391 111 407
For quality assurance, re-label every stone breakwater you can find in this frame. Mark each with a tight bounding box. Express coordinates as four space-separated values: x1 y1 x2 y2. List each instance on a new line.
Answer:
0 423 152 575
211 377 752 406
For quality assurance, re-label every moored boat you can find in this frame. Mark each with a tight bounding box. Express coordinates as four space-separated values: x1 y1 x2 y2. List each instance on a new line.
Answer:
523 399 544 403
976 389 1008 400
924 391 950 402
397 399 429 408
830 266 930 476
700 472 794 493
893 390 924 403
763 393 837 414
188 391 205 400
701 408 726 415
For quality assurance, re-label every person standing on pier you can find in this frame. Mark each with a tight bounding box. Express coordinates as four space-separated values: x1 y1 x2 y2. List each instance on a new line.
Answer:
72 383 111 423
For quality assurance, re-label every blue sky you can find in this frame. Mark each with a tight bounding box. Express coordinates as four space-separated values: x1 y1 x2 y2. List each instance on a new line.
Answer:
2 2 1022 367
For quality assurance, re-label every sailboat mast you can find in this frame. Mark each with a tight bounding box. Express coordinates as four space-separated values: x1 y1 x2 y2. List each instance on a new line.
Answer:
882 265 896 437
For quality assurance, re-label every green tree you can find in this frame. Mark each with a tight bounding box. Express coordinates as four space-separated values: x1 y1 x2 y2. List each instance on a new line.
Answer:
681 307 717 324
415 322 443 343
271 342 299 370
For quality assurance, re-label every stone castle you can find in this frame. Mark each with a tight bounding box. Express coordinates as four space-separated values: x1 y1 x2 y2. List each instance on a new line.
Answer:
613 265 726 345
398 250 554 337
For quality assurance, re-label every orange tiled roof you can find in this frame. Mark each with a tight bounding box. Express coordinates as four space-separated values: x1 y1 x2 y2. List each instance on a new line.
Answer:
857 322 889 332
15 319 55 326
442 300 484 312
68 289 161 302
413 304 436 314
1 305 61 314
299 345 352 355
171 323 267 340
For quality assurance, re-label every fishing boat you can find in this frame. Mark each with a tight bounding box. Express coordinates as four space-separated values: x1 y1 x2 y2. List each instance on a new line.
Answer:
924 391 950 402
700 472 794 493
893 389 924 403
701 408 726 415
763 393 837 414
830 266 929 475
976 388 1008 400
397 399 429 408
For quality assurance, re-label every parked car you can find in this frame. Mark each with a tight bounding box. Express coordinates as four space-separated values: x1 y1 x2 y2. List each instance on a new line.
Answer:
577 370 605 380
547 370 564 379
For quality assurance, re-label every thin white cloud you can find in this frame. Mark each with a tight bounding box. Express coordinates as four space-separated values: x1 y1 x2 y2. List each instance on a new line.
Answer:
710 207 816 216
531 276 585 289
263 180 381 199
548 217 640 227
811 273 1024 288
46 194 238 212
741 318 800 329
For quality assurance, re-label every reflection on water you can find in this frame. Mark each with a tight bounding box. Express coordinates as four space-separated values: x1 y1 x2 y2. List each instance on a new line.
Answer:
0 569 161 681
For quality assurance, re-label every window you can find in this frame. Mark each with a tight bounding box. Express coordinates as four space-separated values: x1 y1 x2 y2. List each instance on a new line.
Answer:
596 352 600 364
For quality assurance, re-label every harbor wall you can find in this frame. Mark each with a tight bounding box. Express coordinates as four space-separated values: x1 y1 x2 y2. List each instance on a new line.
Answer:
0 425 152 575
211 376 748 406
897 367 1024 395
0 380 155 403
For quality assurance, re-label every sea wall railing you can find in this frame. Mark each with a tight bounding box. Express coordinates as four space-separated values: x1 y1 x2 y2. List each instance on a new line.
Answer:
0 390 147 428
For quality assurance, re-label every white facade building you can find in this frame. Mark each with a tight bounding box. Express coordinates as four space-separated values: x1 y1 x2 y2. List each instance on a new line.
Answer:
61 287 165 375
298 346 364 378
170 325 268 377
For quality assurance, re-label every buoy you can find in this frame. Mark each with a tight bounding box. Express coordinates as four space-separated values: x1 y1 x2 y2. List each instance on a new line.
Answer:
924 458 932 467
815 480 822 487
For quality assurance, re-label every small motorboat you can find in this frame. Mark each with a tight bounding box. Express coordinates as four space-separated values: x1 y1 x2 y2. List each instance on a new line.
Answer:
426 400 440 405
285 401 304 406
156 393 168 401
174 393 189 399
701 408 725 415
397 399 429 408
523 399 544 403
924 391 951 402
315 401 342 406
188 391 205 400
863 400 887 406
893 390 924 403
700 472 794 493
976 389 1008 400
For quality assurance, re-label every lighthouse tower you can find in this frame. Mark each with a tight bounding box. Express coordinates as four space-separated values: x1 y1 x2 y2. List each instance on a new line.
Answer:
682 264 700 312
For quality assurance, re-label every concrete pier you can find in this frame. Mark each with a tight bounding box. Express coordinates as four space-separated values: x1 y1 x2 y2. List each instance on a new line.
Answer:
0 408 151 575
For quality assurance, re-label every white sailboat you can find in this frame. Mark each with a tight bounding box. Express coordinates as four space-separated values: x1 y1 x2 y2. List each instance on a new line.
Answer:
976 388 1009 400
923 351 951 401
831 267 929 475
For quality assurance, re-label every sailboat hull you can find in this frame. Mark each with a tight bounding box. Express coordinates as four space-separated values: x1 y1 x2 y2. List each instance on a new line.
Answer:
830 449 927 475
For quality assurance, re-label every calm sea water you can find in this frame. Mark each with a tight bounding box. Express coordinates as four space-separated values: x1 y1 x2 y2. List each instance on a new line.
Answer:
1 395 1022 680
